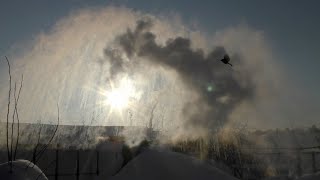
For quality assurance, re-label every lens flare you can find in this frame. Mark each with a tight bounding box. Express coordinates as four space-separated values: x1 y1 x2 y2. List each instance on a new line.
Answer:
107 85 131 109
103 77 137 111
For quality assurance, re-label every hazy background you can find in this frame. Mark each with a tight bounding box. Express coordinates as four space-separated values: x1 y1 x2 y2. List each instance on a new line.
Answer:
0 0 319 130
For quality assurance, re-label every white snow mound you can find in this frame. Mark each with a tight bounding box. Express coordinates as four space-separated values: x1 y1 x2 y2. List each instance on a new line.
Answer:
110 149 239 180
0 159 48 180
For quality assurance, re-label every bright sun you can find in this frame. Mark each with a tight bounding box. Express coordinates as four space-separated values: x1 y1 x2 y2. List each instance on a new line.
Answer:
103 77 137 111
107 87 131 109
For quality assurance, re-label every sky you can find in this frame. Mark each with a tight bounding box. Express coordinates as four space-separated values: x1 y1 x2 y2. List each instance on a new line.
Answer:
0 0 319 130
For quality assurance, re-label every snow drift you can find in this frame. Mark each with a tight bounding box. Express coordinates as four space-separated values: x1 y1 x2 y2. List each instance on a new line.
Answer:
110 149 239 180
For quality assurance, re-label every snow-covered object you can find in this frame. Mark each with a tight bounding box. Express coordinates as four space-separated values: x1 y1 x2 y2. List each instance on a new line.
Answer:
110 149 239 180
0 160 48 180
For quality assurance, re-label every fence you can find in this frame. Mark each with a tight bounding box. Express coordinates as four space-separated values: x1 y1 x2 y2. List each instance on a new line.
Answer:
241 146 320 177
37 149 100 180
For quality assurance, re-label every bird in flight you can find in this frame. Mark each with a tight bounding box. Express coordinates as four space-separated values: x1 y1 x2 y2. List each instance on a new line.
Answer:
220 54 232 66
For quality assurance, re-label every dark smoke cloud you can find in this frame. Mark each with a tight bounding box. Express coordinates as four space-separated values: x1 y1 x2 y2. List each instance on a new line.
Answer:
105 20 255 133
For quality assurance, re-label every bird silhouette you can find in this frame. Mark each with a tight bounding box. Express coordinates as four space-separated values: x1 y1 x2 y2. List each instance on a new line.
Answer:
220 54 232 66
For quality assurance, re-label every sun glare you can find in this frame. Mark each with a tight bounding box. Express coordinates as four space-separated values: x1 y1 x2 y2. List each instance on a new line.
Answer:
104 77 137 111
107 87 131 109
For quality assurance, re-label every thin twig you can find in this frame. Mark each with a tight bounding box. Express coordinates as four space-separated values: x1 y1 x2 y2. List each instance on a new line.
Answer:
10 83 17 163
32 122 43 163
35 105 59 160
26 104 60 169
13 74 23 160
5 56 12 172
24 122 43 169
24 121 41 163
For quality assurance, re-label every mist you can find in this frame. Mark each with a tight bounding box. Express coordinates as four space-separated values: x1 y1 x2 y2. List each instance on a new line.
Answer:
0 6 299 145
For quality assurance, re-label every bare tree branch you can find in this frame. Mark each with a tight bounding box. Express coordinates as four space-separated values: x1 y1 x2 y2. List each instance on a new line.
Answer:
34 104 60 165
32 122 43 163
13 74 23 160
10 83 17 163
5 56 12 172
25 104 60 170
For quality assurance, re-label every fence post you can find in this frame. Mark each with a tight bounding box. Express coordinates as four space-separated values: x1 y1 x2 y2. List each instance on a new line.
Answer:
76 150 80 180
96 150 99 175
296 151 302 177
55 148 59 180
312 152 316 173
32 149 36 165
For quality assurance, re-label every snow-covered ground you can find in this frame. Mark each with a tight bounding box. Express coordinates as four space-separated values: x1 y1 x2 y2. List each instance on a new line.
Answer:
0 159 47 180
1 148 319 180
110 149 239 180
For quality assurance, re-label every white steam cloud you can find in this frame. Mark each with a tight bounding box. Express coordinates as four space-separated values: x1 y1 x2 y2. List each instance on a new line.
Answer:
0 6 288 143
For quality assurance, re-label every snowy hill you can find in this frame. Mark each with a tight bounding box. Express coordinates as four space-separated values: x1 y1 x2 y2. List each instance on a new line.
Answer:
0 160 47 180
111 149 239 180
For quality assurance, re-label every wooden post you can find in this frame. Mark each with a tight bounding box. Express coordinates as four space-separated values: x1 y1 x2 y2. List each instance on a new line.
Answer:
55 148 59 180
312 152 316 173
96 150 99 175
296 151 302 177
32 150 36 164
76 150 80 180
